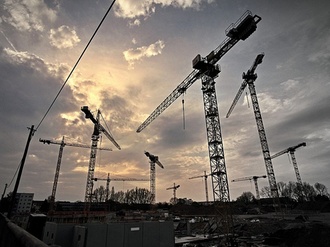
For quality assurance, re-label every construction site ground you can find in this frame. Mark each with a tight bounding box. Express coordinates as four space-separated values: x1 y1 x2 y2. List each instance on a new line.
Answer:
174 211 330 246
232 212 330 246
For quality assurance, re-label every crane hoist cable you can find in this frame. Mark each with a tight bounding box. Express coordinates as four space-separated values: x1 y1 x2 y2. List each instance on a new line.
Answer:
178 88 186 130
35 0 116 131
100 111 115 139
7 161 21 188
245 91 250 108
182 92 185 130
287 153 292 164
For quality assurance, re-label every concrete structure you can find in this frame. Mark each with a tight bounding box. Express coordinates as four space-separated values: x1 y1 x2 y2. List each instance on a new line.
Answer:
0 213 48 247
43 221 174 247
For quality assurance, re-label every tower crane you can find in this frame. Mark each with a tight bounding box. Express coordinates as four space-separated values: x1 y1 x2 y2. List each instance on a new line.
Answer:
93 173 149 201
144 151 164 204
232 175 266 200
137 10 261 203
166 183 180 204
225 53 281 201
189 171 223 203
271 142 306 185
39 137 112 211
81 106 121 208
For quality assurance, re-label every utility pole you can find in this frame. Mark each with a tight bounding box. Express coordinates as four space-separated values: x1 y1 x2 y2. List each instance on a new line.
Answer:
7 125 35 219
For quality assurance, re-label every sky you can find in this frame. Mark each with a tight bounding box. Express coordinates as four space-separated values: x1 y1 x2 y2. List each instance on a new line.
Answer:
0 0 329 203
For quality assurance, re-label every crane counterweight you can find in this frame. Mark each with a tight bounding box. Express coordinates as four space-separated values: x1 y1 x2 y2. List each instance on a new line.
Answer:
225 11 261 40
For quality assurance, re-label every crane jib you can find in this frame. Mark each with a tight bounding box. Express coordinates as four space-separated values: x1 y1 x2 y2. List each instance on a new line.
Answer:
136 10 261 133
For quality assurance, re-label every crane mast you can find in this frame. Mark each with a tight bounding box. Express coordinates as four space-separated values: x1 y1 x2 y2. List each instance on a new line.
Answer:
144 151 164 204
226 53 264 118
226 53 281 201
232 175 266 199
271 142 306 185
137 10 261 203
39 136 112 212
189 171 210 203
166 183 180 204
81 106 121 210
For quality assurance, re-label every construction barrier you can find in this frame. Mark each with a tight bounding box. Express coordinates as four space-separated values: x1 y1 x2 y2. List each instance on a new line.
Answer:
0 213 48 247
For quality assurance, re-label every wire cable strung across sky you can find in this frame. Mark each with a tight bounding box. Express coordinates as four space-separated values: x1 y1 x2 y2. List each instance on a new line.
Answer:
6 0 116 192
35 0 117 131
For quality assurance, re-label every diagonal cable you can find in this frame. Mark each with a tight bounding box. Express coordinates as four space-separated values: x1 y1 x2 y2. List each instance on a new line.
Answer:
36 0 116 131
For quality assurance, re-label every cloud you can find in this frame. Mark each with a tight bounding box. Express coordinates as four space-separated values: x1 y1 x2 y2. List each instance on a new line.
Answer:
114 0 214 19
49 25 81 49
308 51 330 64
129 19 141 27
0 30 18 51
123 40 165 68
0 47 73 122
307 26 330 64
249 92 284 114
2 0 57 32
3 47 69 79
281 79 300 91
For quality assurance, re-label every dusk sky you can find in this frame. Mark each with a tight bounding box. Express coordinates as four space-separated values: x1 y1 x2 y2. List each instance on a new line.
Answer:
0 0 329 203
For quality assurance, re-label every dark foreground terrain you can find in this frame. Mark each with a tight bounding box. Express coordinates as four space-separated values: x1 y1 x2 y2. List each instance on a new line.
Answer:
171 200 330 246
233 213 330 246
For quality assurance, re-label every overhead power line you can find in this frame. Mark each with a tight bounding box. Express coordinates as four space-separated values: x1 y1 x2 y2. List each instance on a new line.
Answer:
36 0 117 131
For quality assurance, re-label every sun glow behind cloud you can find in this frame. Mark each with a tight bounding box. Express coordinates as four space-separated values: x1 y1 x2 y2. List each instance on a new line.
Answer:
49 25 81 49
114 0 215 19
123 40 165 68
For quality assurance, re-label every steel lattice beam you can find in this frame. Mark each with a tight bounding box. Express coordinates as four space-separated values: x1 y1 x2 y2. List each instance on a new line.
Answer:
150 162 156 204
248 83 279 199
202 76 230 202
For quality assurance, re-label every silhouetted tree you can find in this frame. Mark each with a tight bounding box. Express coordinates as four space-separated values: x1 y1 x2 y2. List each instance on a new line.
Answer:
110 188 152 204
236 192 255 204
277 182 287 197
93 185 107 202
260 186 271 198
261 181 320 202
314 183 329 197
113 191 125 203
300 182 316 201
125 188 153 204
283 181 298 200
